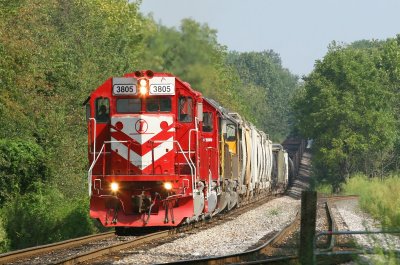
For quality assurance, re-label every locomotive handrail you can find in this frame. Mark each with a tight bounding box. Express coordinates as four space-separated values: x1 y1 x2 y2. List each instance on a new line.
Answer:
87 143 105 196
188 128 198 179
87 140 128 196
153 140 195 193
89 118 97 162
88 139 195 196
188 117 200 181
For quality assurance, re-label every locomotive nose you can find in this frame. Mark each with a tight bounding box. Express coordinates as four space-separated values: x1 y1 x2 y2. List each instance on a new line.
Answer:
110 115 175 175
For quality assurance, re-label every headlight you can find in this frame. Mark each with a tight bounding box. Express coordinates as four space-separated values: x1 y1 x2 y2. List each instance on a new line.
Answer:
110 182 119 192
139 85 147 95
139 79 147 86
164 182 173 190
138 79 148 96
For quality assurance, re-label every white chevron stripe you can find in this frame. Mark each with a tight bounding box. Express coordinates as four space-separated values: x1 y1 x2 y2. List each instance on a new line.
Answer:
111 137 174 170
112 115 173 144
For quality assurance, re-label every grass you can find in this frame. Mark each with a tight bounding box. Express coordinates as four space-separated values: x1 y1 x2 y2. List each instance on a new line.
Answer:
342 174 400 264
269 209 279 216
315 182 334 196
342 174 400 228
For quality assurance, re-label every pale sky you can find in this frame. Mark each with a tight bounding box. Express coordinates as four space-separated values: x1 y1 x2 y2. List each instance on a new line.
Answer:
139 0 400 76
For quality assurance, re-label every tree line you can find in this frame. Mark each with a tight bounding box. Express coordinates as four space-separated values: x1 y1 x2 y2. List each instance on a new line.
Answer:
0 0 298 251
293 38 400 190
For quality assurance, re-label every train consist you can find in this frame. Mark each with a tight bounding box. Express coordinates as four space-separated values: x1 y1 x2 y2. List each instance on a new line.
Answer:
85 70 292 230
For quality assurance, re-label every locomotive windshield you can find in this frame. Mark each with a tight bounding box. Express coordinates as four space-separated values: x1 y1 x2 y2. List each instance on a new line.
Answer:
116 98 141 113
146 97 171 112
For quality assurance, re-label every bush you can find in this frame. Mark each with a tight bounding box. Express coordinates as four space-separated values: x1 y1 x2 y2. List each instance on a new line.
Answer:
0 213 10 253
2 183 97 250
316 182 334 195
0 139 50 205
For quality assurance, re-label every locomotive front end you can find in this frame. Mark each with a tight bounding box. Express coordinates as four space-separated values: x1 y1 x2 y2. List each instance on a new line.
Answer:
87 71 197 228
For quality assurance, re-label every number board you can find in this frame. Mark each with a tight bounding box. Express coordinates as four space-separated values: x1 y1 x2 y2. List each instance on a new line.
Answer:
112 77 137 96
149 77 175 95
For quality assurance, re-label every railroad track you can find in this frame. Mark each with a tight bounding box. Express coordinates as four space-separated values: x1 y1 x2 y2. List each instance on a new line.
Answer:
0 193 280 265
0 232 115 265
161 195 358 265
78 193 281 265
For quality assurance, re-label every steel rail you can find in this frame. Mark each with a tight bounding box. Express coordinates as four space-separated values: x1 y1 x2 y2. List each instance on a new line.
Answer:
0 231 115 264
318 194 359 200
55 194 278 265
0 192 276 265
326 199 338 250
55 230 172 265
165 195 358 265
166 212 301 265
49 193 278 265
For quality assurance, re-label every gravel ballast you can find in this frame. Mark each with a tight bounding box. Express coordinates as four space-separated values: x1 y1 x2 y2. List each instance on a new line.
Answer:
335 199 400 251
114 196 300 264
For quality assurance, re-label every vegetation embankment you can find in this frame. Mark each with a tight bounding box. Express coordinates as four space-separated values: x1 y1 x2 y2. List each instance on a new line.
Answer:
343 175 400 229
0 0 298 252
316 174 400 229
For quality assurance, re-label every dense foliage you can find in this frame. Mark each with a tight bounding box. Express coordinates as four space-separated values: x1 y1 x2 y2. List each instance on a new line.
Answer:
294 38 400 189
141 20 299 139
0 140 50 204
0 0 297 252
227 51 298 140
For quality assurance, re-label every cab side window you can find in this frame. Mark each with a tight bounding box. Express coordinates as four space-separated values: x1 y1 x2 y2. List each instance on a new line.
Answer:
202 112 213 132
226 124 236 141
95 98 110 123
179 96 193 122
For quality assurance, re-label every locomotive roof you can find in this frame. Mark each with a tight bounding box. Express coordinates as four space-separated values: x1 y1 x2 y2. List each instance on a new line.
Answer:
203 97 238 124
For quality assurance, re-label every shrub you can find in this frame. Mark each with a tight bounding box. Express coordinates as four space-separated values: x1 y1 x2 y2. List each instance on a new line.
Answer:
316 182 334 195
0 213 10 253
2 183 97 250
0 139 50 205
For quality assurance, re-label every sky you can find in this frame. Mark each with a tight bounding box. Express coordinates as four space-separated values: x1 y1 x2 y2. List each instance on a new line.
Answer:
139 0 400 76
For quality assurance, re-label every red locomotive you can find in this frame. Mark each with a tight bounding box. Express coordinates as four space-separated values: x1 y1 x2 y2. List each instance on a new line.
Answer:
85 70 289 230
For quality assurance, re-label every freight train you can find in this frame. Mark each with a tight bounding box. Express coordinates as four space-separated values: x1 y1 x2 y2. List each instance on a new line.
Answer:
85 70 290 231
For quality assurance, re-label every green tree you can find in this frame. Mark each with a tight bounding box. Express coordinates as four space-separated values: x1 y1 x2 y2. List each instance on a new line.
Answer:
294 42 398 188
227 51 299 141
0 0 144 251
141 18 249 122
0 0 144 197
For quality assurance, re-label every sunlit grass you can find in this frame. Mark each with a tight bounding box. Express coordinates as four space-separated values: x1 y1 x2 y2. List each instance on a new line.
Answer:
343 174 400 228
315 182 334 196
